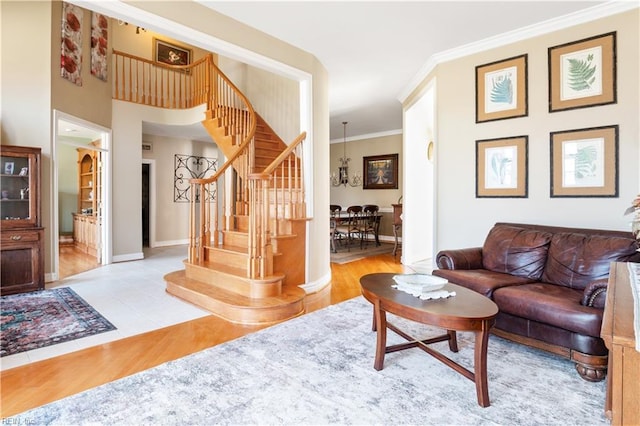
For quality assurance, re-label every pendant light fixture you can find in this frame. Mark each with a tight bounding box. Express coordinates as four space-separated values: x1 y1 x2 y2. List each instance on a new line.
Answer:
330 122 362 187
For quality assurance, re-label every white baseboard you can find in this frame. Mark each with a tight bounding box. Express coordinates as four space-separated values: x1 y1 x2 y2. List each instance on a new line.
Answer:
153 239 190 248
112 252 144 263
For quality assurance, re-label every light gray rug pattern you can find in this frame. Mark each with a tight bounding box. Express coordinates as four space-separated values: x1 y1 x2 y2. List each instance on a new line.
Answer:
11 297 608 425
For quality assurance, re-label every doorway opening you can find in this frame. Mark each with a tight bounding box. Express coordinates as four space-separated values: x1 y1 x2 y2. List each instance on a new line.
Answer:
53 111 112 281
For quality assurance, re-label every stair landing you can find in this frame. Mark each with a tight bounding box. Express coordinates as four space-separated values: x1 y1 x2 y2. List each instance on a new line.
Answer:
165 270 306 325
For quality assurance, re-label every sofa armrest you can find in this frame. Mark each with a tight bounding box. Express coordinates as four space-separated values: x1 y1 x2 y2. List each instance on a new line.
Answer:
581 279 609 309
435 247 483 270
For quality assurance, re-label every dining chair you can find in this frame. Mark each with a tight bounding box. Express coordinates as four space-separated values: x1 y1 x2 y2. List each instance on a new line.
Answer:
359 204 379 248
329 205 342 253
334 205 362 252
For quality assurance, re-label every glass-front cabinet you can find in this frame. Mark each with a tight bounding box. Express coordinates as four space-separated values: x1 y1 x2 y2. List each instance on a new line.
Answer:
1 146 40 228
0 145 44 295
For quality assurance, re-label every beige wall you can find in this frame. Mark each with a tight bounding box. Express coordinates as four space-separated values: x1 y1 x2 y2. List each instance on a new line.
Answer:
57 142 80 234
329 132 403 240
421 9 639 250
51 0 112 128
1 1 53 273
142 134 219 245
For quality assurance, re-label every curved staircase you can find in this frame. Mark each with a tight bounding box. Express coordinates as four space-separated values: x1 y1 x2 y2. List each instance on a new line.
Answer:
113 50 310 324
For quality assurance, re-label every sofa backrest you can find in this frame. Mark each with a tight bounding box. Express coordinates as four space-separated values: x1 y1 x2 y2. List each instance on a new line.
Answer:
541 232 639 290
492 222 640 290
482 224 552 280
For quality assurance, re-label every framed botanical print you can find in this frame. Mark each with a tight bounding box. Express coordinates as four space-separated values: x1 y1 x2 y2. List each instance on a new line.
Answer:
550 125 618 197
476 136 528 198
476 54 528 123
548 32 616 112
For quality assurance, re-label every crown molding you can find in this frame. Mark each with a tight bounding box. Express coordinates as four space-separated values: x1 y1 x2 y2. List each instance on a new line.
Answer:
397 1 639 103
330 128 403 144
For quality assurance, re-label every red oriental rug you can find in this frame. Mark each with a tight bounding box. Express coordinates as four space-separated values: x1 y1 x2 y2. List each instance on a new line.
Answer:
1 287 116 357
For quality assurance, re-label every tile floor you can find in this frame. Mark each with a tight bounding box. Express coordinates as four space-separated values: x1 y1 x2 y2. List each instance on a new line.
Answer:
1 245 210 371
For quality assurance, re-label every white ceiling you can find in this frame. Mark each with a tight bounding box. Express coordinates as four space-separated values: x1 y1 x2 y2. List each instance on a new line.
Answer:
199 1 603 139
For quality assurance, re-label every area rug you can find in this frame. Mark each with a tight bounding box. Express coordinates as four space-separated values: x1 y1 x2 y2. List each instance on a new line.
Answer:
1 288 116 357
9 296 607 425
330 242 394 264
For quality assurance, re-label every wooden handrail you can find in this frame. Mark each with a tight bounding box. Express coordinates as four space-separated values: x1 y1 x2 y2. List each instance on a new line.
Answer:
261 131 307 175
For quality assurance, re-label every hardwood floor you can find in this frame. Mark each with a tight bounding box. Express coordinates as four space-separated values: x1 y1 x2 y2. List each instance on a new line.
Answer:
58 245 101 280
0 254 411 418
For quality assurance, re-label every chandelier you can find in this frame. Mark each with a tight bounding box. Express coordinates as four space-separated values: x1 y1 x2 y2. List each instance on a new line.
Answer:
330 122 362 187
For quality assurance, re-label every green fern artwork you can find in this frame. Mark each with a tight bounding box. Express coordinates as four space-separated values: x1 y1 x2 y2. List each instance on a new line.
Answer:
574 144 598 179
490 153 512 185
490 74 513 104
567 54 597 92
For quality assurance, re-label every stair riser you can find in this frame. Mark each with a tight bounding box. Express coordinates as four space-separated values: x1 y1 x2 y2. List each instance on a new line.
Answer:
185 262 282 298
222 231 248 247
166 281 304 324
205 246 248 270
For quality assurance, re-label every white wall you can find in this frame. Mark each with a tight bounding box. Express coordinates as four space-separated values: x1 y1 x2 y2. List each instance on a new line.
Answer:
403 85 435 266
406 8 639 254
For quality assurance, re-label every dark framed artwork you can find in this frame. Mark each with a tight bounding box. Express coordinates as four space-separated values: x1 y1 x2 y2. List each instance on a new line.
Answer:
363 154 398 190
476 135 528 198
154 38 192 66
548 32 616 112
550 125 618 197
475 54 528 123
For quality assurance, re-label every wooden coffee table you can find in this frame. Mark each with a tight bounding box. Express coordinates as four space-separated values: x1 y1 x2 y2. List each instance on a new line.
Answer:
360 272 499 407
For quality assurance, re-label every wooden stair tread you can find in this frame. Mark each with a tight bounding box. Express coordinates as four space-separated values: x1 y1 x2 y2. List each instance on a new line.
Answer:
165 270 306 324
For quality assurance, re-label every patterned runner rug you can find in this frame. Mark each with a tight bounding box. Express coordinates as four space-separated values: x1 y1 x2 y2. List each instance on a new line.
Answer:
9 296 607 424
1 288 116 357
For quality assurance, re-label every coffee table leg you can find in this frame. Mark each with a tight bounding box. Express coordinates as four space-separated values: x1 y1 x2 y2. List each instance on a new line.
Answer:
374 301 387 371
448 330 459 352
474 324 491 407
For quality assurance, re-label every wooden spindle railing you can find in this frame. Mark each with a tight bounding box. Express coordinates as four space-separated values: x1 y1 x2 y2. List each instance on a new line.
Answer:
112 49 306 280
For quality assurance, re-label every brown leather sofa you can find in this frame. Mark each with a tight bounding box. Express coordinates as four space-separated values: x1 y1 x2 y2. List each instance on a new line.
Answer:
433 222 640 381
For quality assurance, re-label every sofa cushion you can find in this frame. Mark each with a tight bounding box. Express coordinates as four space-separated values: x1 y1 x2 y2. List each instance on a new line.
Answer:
541 232 639 290
493 283 603 337
482 225 552 280
433 268 534 298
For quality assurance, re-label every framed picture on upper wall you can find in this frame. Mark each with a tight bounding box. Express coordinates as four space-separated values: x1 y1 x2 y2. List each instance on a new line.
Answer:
475 54 528 123
476 135 528 198
548 32 616 112
363 154 398 190
550 125 618 197
153 38 192 66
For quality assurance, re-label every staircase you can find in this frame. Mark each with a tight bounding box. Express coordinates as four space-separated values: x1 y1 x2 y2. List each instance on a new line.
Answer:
113 50 309 324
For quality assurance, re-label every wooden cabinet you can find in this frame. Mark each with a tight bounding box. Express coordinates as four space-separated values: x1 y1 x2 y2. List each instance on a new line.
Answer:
78 148 99 215
0 145 44 295
601 262 640 425
74 147 101 257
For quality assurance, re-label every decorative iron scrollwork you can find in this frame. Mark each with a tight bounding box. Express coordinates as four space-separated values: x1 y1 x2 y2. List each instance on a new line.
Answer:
174 154 218 202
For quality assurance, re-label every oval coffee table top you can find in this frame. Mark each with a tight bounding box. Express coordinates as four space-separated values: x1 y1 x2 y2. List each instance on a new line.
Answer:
360 272 498 330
